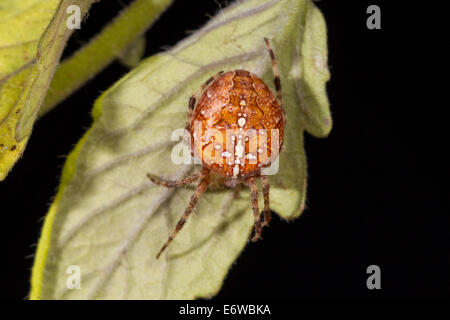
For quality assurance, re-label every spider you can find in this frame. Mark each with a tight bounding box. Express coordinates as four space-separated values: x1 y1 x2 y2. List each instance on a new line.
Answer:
148 38 286 259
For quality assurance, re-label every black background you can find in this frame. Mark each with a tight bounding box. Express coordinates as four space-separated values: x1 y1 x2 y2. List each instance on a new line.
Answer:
1 0 448 300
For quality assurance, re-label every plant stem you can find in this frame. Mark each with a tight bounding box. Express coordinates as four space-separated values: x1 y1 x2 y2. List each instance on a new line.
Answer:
38 0 173 116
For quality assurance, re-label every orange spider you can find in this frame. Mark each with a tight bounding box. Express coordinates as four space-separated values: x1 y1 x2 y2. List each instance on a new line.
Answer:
148 38 286 258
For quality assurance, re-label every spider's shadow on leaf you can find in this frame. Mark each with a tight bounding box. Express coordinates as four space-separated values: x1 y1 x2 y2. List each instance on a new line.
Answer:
164 207 248 260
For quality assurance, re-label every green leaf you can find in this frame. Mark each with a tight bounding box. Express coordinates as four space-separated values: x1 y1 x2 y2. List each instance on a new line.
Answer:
0 0 94 180
0 0 173 180
31 0 331 300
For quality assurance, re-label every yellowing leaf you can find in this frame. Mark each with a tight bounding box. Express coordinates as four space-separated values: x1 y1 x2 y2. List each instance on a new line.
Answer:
31 0 331 300
0 0 94 180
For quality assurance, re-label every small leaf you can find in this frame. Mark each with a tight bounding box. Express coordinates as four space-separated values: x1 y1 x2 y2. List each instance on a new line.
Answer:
31 0 331 299
0 0 94 180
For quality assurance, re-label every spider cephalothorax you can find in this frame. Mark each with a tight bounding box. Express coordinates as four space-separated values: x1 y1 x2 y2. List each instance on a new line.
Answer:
148 38 285 258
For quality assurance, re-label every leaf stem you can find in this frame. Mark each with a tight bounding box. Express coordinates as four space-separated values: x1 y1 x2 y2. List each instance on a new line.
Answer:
38 0 173 116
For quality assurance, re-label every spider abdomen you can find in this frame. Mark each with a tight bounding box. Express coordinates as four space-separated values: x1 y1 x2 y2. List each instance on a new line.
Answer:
190 70 285 179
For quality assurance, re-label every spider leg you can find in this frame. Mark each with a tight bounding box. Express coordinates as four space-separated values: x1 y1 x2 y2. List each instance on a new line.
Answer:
260 175 271 227
147 171 202 188
264 38 282 106
156 172 210 259
247 177 263 242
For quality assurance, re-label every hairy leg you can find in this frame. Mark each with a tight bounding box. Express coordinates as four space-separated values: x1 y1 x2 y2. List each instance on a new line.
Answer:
260 175 271 227
247 177 263 242
156 173 210 259
264 38 282 106
147 171 202 188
